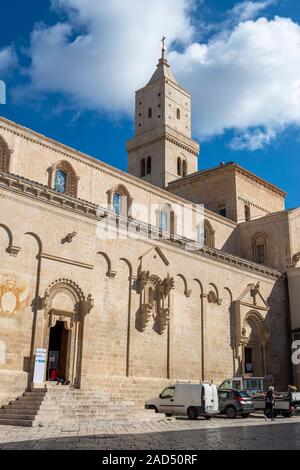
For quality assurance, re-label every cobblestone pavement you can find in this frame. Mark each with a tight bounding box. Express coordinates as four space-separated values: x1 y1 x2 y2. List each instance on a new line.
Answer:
0 415 300 450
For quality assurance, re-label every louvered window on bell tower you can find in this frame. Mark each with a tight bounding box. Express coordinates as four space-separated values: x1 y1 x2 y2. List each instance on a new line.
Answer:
141 158 146 177
177 158 182 176
177 108 181 120
148 107 152 118
147 156 152 175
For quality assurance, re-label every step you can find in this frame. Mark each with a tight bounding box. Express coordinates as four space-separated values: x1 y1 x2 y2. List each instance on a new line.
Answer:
0 418 33 427
4 403 41 410
0 412 37 420
0 408 38 416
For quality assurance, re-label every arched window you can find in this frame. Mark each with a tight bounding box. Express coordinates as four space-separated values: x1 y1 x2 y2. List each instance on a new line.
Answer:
109 184 131 217
245 205 251 221
148 107 152 119
201 219 215 248
0 135 11 172
177 108 181 120
182 160 187 177
49 160 78 197
253 232 267 264
158 204 175 236
177 157 182 176
55 170 67 193
147 156 152 175
141 158 146 177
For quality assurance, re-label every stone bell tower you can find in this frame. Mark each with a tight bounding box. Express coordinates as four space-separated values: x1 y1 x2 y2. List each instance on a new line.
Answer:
126 38 199 189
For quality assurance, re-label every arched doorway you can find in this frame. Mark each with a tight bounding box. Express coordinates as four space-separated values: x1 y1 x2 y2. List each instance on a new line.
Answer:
241 311 269 377
42 279 93 388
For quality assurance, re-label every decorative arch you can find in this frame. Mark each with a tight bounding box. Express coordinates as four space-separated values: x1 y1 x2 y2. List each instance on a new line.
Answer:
193 278 204 296
207 282 220 304
0 223 13 253
96 251 115 279
177 274 191 298
48 160 79 197
119 257 133 278
41 278 92 388
243 310 269 340
0 135 12 172
107 184 132 216
24 232 43 256
241 310 270 377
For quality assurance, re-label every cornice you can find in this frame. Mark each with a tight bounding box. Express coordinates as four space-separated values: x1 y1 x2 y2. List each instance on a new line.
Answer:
0 116 200 208
0 170 284 281
127 131 199 156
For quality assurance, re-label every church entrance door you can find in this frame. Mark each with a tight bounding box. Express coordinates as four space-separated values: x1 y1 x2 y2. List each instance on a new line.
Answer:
47 321 69 381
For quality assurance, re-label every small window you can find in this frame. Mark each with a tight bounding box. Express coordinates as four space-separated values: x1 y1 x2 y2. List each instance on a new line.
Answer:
245 205 250 221
182 160 187 177
141 158 146 177
54 170 67 193
219 206 227 218
113 192 122 215
177 108 181 120
147 156 151 175
253 232 267 264
177 158 182 176
148 107 152 119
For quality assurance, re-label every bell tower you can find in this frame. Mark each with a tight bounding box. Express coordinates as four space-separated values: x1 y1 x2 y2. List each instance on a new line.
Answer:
126 38 199 189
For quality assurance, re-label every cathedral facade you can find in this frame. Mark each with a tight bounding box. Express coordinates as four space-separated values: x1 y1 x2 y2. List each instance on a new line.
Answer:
0 51 299 407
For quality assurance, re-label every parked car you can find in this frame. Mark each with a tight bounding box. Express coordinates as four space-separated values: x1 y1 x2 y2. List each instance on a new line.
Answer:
218 389 255 419
145 382 219 420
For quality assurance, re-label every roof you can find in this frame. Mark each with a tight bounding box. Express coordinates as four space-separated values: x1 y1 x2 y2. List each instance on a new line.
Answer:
148 57 177 85
168 162 287 198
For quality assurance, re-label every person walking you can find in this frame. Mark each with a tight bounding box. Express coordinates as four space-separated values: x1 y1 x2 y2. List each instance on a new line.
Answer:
265 386 276 421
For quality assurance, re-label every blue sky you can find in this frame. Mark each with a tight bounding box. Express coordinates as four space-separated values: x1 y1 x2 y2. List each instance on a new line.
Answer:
0 0 300 208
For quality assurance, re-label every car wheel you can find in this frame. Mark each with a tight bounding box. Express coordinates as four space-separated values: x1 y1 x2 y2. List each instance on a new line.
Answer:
187 407 198 420
226 406 237 419
242 413 250 418
165 413 173 417
148 405 158 413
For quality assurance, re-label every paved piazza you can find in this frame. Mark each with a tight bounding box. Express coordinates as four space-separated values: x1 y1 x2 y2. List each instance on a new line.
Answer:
0 415 300 450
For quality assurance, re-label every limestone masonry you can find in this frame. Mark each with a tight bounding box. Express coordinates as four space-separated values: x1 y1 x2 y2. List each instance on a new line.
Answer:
0 50 300 417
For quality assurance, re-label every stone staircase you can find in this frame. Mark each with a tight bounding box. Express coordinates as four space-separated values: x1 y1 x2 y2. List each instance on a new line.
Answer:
0 385 159 427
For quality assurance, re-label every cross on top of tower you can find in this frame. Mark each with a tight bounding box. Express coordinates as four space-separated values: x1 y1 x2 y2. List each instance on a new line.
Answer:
161 36 167 60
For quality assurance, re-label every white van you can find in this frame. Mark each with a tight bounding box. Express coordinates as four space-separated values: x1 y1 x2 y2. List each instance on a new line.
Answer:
145 382 219 420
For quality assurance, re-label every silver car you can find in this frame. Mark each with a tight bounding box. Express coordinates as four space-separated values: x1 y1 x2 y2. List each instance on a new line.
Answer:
218 389 255 419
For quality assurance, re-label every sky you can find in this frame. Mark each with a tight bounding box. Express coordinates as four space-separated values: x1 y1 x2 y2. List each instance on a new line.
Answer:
0 0 300 208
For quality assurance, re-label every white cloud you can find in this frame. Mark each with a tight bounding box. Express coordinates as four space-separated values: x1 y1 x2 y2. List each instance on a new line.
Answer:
229 127 277 150
171 16 300 148
0 47 16 75
16 1 300 150
229 0 276 22
25 0 194 113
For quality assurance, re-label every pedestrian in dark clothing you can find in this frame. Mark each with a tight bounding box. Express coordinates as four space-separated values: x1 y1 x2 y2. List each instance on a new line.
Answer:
265 386 276 421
